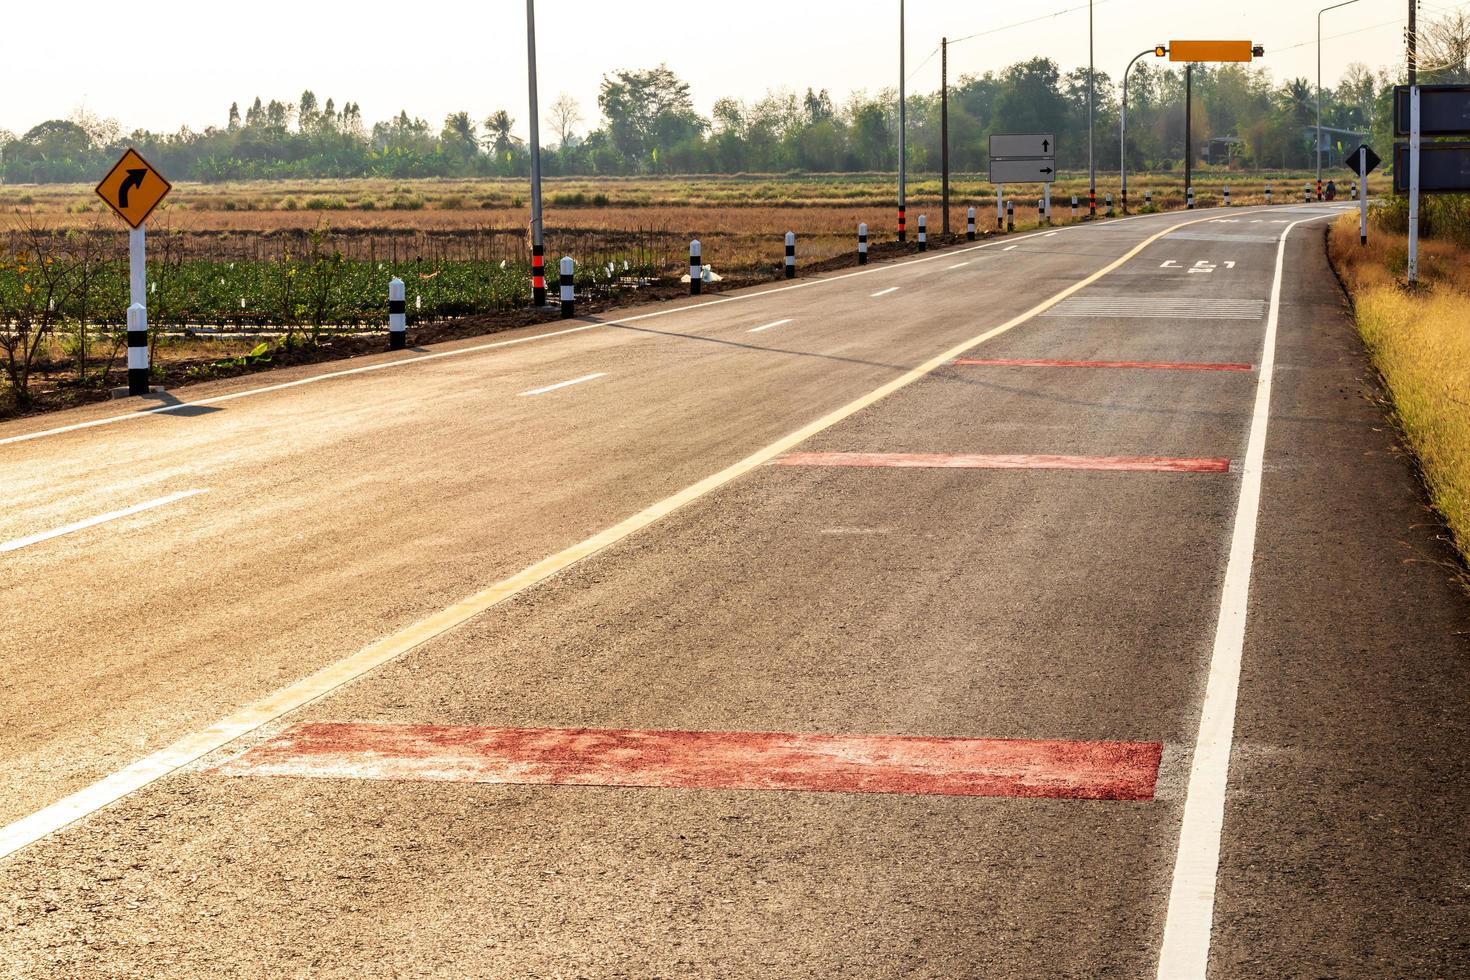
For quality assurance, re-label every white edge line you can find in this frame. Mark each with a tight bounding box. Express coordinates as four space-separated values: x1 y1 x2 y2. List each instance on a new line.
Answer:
747 318 794 334
0 209 1231 863
870 286 900 297
946 261 971 270
0 205 1259 450
1155 210 1339 979
0 489 209 554
1003 245 1019 251
517 372 607 397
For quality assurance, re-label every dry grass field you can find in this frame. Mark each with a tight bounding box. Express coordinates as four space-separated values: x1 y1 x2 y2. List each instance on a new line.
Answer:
0 170 1383 271
1330 212 1470 562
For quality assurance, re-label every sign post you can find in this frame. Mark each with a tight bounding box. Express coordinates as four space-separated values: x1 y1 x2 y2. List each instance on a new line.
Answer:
1343 143 1379 247
1409 86 1421 283
1392 84 1470 284
95 148 171 395
1359 146 1369 245
989 135 1056 224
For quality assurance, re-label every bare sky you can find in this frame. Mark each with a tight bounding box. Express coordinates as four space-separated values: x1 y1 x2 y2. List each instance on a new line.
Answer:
2 0 1429 140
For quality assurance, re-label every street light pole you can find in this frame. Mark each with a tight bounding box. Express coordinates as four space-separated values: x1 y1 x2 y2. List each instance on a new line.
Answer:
525 0 546 307
898 0 906 242
1088 0 1095 212
1121 47 1164 214
1318 0 1362 191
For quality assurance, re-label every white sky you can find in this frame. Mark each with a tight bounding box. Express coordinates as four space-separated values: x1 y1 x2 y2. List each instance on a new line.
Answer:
1 0 1431 140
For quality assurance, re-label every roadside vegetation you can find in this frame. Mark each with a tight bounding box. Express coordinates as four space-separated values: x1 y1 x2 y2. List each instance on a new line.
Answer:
1330 197 1470 561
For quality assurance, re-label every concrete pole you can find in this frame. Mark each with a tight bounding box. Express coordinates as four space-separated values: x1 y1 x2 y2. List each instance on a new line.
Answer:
1087 0 1095 208
898 0 907 242
941 37 950 235
526 0 546 306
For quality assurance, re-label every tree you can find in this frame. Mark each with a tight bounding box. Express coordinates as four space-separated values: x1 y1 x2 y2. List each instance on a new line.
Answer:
228 102 241 131
299 90 319 130
1422 11 1470 83
548 92 583 145
598 65 704 168
441 111 479 159
482 110 519 155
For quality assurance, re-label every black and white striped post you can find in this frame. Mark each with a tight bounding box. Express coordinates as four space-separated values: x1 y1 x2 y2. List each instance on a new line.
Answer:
531 243 546 307
858 222 869 264
784 231 796 278
1186 185 1195 210
1265 182 1272 205
1223 184 1231 206
917 214 927 251
1037 198 1044 226
1145 188 1153 209
996 186 1004 229
1005 200 1014 232
1071 194 1078 219
1316 178 1323 202
388 277 406 351
1105 192 1114 217
966 207 976 241
689 239 702 295
559 257 575 318
126 302 149 394
1303 183 1311 204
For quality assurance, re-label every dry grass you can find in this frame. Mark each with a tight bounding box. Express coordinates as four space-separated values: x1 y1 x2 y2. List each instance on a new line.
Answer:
1330 214 1470 560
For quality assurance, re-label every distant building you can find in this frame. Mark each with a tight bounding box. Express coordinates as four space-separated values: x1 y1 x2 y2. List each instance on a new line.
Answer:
1306 126 1369 169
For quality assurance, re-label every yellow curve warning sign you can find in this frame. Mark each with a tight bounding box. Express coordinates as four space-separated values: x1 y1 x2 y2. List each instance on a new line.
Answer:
95 148 172 229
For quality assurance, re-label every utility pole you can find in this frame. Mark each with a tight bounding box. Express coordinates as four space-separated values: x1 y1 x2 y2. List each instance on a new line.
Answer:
525 0 546 307
1184 64 1193 199
1088 0 1095 209
941 37 950 234
898 0 907 242
1408 0 1417 85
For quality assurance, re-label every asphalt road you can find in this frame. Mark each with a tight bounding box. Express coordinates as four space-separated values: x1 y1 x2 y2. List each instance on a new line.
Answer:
2 203 1466 978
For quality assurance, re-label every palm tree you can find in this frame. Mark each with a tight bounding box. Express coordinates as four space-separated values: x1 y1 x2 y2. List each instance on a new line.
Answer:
482 110 520 156
440 112 479 158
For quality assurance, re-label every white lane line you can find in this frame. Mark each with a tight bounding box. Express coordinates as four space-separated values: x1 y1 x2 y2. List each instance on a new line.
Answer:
747 318 793 334
518 372 606 397
0 204 1268 450
0 210 1229 864
947 261 971 270
870 287 900 297
0 489 209 554
1155 209 1339 979
1042 232 1059 237
1003 245 1019 251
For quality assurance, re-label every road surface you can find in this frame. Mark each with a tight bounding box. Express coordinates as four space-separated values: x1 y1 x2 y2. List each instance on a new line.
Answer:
2 204 1467 977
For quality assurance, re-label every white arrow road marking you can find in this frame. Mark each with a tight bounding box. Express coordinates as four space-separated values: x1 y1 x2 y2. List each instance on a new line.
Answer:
1161 260 1181 268
748 318 793 334
518 372 606 396
0 489 209 554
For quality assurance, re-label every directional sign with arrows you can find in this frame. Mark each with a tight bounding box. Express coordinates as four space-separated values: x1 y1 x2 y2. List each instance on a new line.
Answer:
989 133 1056 185
989 134 1055 160
96 148 172 228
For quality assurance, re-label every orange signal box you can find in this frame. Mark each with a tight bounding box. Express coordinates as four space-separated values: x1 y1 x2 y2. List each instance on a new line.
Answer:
95 148 172 229
1169 40 1258 63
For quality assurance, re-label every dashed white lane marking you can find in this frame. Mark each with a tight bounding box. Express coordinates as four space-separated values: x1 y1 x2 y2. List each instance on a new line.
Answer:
518 372 606 397
870 287 900 297
748 318 794 334
0 489 209 554
0 209 1219 863
1155 210 1339 979
1042 232 1059 237
947 261 971 270
1003 245 1019 251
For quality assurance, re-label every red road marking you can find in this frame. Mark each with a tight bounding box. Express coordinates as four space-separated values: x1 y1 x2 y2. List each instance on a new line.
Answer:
775 452 1230 473
954 357 1252 372
213 723 1162 800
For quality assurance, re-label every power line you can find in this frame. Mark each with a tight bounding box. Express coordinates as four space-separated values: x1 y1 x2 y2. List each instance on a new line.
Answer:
947 0 1109 48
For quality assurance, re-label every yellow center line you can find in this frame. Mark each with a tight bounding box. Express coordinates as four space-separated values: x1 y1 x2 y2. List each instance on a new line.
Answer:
0 209 1240 861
